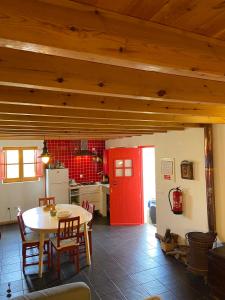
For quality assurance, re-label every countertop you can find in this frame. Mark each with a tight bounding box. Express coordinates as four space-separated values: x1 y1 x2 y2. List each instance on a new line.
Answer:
69 183 109 189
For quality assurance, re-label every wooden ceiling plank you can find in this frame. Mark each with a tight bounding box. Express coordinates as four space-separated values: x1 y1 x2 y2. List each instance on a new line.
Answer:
1 0 225 81
2 49 225 105
54 0 169 20
151 0 225 35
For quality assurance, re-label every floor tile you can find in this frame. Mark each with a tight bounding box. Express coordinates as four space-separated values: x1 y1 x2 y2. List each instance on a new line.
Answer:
0 220 211 299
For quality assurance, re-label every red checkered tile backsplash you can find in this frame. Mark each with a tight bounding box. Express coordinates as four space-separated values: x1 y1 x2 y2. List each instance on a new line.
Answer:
47 140 105 183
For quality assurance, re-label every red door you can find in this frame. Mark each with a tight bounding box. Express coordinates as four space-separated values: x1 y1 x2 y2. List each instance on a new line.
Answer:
109 147 143 225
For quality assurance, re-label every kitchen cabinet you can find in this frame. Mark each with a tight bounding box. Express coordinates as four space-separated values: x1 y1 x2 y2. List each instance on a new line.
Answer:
78 184 109 216
101 184 109 217
79 185 101 211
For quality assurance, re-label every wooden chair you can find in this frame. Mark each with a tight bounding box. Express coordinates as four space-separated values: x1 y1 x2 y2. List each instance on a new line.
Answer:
39 196 55 207
17 211 50 272
81 200 89 210
17 207 31 234
50 216 80 279
79 202 95 256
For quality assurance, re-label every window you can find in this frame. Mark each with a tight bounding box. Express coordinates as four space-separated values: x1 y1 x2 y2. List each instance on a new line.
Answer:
3 147 41 183
114 159 133 177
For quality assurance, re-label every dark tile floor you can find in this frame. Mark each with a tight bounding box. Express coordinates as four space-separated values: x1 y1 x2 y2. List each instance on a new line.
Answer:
0 218 212 300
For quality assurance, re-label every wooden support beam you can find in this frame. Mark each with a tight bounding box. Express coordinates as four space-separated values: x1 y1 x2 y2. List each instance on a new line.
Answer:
204 125 216 233
0 123 184 131
0 131 144 136
1 0 225 82
0 86 225 118
0 114 200 127
0 137 146 141
0 128 169 135
0 115 197 129
0 134 141 140
2 48 225 105
0 103 220 124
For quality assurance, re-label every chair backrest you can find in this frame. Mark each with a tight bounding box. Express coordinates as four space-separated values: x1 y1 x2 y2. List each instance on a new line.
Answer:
39 196 55 207
17 211 26 242
87 203 95 215
57 216 80 248
81 200 89 210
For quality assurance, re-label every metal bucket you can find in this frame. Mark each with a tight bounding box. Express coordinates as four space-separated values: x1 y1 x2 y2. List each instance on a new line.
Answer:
186 231 216 276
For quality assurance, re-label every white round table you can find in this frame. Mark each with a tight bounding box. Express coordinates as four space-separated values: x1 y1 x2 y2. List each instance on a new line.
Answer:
23 204 92 277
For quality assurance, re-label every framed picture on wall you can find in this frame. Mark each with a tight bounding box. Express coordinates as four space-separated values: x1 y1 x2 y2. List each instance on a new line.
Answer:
180 160 194 180
161 158 175 181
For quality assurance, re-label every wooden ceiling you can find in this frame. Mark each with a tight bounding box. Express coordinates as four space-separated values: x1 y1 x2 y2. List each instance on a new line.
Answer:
1 0 225 139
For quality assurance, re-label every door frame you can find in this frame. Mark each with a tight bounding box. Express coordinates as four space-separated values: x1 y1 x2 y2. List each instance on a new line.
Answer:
138 145 155 224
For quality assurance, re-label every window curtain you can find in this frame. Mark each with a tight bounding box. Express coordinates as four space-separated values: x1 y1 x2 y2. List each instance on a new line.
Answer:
36 148 44 177
0 147 5 180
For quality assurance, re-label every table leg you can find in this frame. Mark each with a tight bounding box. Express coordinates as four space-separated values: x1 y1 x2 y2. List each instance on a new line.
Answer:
84 222 91 266
38 232 45 278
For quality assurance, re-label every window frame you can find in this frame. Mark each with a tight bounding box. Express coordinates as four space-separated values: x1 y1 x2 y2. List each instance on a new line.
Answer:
114 159 133 178
3 146 39 183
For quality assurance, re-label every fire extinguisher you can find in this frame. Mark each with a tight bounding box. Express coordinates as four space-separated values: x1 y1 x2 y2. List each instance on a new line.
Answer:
168 187 183 214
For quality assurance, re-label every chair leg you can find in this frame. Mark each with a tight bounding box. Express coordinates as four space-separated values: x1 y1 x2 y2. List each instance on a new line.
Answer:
69 250 73 262
47 242 50 270
88 231 92 256
75 248 80 273
57 251 61 279
22 245 26 272
51 243 54 268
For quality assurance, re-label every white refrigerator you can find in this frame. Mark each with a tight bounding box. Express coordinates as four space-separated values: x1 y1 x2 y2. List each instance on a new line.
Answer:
46 169 69 204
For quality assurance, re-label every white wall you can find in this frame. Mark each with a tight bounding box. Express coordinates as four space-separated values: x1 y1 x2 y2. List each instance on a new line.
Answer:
106 128 208 240
0 140 45 223
213 125 225 241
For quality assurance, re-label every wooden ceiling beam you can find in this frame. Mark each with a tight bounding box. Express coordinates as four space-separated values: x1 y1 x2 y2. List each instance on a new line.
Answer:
0 124 184 132
0 127 171 134
1 0 225 81
0 134 137 139
0 114 200 127
0 119 197 129
1 49 225 105
0 103 221 124
0 86 225 118
0 129 143 135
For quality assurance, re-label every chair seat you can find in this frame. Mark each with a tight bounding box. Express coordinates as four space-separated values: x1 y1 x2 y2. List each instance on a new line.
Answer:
50 237 79 250
23 232 48 244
